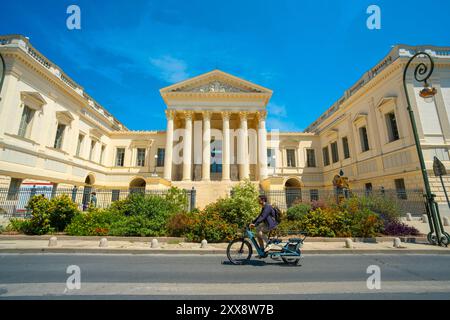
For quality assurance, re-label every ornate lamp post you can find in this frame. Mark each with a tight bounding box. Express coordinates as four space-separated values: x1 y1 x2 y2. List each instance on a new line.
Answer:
403 52 450 246
0 53 5 101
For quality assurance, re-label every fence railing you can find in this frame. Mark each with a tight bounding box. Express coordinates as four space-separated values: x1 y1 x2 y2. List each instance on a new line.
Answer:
0 186 196 218
259 189 427 216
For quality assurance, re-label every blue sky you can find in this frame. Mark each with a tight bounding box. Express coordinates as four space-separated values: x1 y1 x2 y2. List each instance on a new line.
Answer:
1 0 450 131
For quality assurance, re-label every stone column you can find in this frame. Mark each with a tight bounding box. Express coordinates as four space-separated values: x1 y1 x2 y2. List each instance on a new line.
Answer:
202 111 211 181
163 110 175 180
182 111 193 181
222 112 231 181
239 112 250 180
257 111 268 180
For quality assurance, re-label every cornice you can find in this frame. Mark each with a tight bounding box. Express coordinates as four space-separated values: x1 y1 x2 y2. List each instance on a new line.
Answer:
0 38 126 132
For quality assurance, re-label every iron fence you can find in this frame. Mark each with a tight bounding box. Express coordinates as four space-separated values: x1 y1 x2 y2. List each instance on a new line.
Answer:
259 188 427 216
0 186 196 218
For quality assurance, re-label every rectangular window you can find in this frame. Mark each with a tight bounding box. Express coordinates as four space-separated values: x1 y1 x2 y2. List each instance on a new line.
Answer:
89 140 96 161
342 137 350 159
395 179 407 200
53 124 66 149
306 149 316 168
100 145 105 164
111 190 120 202
386 112 400 142
286 149 296 167
18 106 35 138
137 148 146 167
115 148 125 167
310 189 319 202
359 126 370 152
322 146 330 166
267 149 276 167
157 148 165 167
331 142 339 163
7 178 22 201
76 135 84 157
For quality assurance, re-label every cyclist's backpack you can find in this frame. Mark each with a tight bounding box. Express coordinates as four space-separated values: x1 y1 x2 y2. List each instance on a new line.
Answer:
271 205 282 224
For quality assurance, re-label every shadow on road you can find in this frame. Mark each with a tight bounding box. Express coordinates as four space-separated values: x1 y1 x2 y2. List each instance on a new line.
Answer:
221 260 303 268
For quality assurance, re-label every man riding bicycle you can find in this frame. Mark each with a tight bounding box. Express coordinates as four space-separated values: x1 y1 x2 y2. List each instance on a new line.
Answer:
249 195 280 252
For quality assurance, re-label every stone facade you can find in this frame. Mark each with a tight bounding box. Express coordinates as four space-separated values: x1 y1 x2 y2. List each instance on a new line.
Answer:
1 35 450 208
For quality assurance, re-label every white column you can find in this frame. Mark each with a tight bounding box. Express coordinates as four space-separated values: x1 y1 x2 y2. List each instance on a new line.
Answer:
163 110 174 180
222 112 231 181
258 111 268 180
202 111 211 181
182 111 193 181
239 112 250 180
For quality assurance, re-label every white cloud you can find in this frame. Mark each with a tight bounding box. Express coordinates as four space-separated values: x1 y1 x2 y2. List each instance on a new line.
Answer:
266 118 302 132
266 102 301 132
149 55 189 83
267 102 287 117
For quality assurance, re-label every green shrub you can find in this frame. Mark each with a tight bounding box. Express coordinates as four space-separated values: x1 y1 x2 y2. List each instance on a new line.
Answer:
48 194 79 232
212 180 260 227
340 195 401 222
25 194 53 235
286 203 311 221
350 208 384 238
65 207 121 236
6 218 34 234
7 194 81 235
65 189 187 237
183 210 237 243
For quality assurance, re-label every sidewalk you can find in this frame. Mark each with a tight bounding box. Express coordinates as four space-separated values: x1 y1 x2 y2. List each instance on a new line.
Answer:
0 235 449 255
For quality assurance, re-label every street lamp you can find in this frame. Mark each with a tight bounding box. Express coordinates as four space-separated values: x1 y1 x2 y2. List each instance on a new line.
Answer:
403 51 450 246
152 154 158 177
0 53 6 101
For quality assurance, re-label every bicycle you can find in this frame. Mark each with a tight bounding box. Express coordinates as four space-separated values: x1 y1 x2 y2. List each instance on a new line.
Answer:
226 224 306 265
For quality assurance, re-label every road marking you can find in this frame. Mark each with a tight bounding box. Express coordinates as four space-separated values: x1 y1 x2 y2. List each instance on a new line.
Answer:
1 281 450 297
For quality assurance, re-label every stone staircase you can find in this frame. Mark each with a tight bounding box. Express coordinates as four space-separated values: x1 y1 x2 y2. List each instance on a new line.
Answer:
172 181 243 209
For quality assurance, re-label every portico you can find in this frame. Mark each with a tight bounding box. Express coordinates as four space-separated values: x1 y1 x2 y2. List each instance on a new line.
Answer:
160 70 273 183
163 109 269 182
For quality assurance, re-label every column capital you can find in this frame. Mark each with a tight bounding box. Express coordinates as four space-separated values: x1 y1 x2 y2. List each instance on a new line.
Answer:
255 110 267 121
165 110 176 120
181 111 194 121
201 111 212 120
221 111 232 121
238 111 249 121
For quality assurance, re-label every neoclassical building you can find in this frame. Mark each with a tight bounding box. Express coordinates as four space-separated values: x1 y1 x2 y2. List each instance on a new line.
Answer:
0 35 450 209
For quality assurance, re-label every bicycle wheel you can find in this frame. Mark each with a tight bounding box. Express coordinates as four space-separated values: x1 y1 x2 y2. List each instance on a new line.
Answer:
227 239 253 265
281 246 301 265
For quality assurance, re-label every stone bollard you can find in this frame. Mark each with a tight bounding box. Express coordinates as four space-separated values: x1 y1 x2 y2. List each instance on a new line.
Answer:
393 238 402 248
443 217 450 227
99 238 108 248
345 238 353 249
201 239 208 248
151 239 159 249
422 214 428 223
48 237 57 247
406 213 413 222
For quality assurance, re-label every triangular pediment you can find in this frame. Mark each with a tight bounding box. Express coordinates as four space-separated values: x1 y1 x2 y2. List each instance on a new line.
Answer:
160 70 272 95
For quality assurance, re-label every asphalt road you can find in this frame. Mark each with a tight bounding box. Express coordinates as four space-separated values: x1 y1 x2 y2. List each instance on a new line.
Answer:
0 253 450 299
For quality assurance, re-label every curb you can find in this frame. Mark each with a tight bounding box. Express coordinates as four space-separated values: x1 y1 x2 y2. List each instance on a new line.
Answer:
0 235 427 243
1 248 449 255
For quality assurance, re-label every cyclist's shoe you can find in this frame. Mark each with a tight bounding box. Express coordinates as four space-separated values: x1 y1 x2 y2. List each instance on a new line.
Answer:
264 243 283 253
